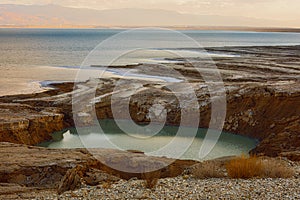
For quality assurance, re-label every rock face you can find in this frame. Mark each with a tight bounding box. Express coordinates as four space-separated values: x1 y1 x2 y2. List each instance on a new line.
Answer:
0 143 90 187
0 46 299 160
252 116 300 158
0 103 64 145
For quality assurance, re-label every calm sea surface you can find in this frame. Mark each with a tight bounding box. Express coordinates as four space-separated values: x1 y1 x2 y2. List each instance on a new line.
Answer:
1 28 300 67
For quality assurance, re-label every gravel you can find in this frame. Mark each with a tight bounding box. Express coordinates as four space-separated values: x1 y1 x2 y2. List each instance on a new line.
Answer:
30 176 299 200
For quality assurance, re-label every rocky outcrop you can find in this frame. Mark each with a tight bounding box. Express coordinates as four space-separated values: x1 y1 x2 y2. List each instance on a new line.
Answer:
0 103 64 145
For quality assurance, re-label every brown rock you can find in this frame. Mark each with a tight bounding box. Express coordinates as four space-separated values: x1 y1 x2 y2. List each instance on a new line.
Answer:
279 151 300 161
57 165 86 194
0 104 64 145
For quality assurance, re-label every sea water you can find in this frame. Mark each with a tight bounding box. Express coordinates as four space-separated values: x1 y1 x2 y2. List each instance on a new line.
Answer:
1 28 300 67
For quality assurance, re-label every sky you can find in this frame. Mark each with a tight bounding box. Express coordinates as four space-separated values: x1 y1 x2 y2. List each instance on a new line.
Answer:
1 0 300 22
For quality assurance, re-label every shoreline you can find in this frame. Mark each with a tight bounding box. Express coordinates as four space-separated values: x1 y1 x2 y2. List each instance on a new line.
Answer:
0 46 299 159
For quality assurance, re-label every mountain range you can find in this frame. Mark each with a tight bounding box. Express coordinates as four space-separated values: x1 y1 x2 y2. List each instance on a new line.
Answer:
0 4 297 28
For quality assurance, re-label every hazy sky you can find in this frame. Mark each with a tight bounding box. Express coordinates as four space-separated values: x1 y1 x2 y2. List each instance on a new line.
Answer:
1 0 300 21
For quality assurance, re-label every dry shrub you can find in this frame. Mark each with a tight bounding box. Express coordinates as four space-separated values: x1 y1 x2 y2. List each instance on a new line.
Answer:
226 155 295 179
191 161 225 179
141 170 161 189
226 155 263 179
261 159 294 178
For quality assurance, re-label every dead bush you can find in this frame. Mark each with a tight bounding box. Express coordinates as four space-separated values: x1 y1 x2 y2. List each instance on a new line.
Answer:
191 161 225 179
226 155 295 179
261 158 294 178
226 155 263 179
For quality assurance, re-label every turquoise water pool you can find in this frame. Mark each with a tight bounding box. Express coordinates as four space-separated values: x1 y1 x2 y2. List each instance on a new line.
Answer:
39 119 258 161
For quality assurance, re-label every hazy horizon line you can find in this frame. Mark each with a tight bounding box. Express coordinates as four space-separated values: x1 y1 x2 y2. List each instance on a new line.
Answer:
1 25 300 32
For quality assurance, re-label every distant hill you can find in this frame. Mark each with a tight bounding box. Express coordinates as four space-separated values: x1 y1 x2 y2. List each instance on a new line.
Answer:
0 4 296 28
